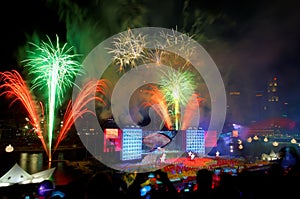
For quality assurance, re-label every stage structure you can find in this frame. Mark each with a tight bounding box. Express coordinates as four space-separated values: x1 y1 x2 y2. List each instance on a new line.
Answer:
121 128 143 161
103 128 122 152
185 128 205 155
101 125 209 172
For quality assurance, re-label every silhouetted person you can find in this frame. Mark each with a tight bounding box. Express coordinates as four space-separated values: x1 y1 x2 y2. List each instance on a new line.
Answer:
213 172 240 199
185 168 215 199
148 169 180 199
126 169 180 199
125 171 149 199
278 146 300 176
85 171 124 199
238 169 258 199
263 159 300 198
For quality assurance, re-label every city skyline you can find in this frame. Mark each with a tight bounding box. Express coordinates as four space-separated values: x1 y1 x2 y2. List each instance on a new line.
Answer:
226 74 296 128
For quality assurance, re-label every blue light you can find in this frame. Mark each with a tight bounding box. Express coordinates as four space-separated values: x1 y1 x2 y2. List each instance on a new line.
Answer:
140 185 151 196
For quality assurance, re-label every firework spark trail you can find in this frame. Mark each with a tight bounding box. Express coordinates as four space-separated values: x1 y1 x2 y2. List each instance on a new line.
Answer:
0 70 48 156
157 29 195 68
159 68 196 130
145 49 163 65
141 85 172 130
159 68 196 106
181 94 204 130
22 35 83 161
108 28 147 72
53 79 110 152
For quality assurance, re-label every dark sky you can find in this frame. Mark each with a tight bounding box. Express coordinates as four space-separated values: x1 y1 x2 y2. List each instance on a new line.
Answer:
0 0 65 70
0 0 300 123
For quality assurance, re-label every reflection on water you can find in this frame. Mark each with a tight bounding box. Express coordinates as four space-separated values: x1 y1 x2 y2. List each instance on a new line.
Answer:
0 148 88 187
19 153 44 174
17 152 76 186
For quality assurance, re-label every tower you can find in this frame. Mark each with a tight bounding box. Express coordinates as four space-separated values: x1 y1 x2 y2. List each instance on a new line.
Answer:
265 76 282 119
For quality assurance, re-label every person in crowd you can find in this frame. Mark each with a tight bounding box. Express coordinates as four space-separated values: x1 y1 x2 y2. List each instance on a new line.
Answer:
278 146 300 176
126 169 180 199
125 171 150 199
148 169 180 199
185 168 215 199
237 169 255 199
213 172 240 199
85 170 125 199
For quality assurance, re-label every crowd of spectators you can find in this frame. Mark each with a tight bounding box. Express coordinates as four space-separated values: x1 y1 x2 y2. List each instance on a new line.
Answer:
1 146 300 199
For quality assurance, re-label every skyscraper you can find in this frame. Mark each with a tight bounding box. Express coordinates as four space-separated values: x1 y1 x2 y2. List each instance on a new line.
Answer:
265 76 282 119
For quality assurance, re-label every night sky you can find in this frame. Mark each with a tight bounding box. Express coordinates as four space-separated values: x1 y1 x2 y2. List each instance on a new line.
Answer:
0 0 300 125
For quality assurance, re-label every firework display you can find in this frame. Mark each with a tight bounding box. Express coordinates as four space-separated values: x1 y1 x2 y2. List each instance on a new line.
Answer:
1 28 213 171
0 36 110 162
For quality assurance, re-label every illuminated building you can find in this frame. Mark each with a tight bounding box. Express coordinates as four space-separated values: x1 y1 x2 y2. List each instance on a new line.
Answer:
185 128 205 154
121 127 143 161
265 76 282 119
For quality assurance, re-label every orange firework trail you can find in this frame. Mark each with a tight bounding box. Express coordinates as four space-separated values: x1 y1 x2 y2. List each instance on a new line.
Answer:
142 84 172 130
0 70 111 159
53 79 110 152
181 93 204 130
0 70 48 156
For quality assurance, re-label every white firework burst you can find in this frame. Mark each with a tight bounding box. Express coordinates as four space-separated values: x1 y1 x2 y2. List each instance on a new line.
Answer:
108 28 147 72
156 29 195 66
